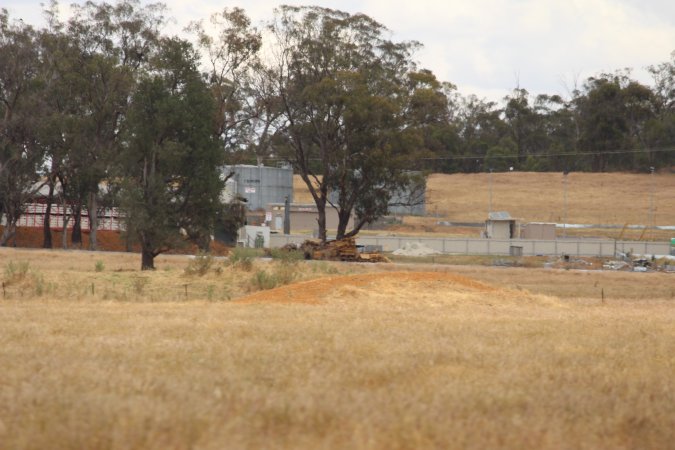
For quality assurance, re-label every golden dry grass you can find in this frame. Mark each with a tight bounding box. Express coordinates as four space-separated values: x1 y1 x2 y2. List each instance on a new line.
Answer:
294 172 675 236
426 172 675 226
1 248 674 449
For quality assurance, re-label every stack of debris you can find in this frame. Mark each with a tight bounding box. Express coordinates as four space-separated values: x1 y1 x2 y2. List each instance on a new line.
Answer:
300 237 389 263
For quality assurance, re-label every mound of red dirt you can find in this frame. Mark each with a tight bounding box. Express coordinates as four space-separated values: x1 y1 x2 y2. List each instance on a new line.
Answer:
237 271 497 305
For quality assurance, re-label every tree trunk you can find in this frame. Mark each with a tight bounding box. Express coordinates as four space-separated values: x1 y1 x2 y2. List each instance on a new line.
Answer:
316 203 327 242
336 209 353 240
1 199 20 246
61 215 70 249
61 199 71 250
72 203 82 248
87 192 98 251
141 247 155 270
42 179 55 249
0 221 17 247
197 234 211 253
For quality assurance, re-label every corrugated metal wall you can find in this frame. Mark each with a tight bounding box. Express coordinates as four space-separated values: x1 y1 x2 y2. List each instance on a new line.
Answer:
224 165 293 211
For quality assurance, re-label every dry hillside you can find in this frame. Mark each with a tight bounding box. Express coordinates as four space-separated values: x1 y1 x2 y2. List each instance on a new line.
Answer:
294 172 675 225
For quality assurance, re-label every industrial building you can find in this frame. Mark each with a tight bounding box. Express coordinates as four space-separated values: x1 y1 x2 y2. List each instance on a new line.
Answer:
222 165 293 211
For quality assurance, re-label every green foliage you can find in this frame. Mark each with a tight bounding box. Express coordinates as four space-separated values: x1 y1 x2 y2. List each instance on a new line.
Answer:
95 260 105 272
485 137 518 172
117 37 225 270
265 6 427 240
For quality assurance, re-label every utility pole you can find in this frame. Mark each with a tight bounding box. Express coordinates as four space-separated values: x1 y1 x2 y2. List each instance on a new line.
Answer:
563 170 569 238
648 166 655 240
283 195 291 235
488 168 493 215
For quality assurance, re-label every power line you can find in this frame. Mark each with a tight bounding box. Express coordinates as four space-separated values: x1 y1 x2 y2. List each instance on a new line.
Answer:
261 146 675 163
416 147 675 161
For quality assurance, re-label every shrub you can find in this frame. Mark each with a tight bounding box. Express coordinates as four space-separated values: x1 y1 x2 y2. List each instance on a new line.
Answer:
250 264 299 292
227 247 257 271
252 270 277 291
95 260 105 272
184 252 214 276
4 261 30 285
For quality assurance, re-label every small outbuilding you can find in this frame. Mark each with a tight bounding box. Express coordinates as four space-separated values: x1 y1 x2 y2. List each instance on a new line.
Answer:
485 211 519 239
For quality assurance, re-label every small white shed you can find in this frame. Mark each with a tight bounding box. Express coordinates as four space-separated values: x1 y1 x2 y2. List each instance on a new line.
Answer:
485 212 519 239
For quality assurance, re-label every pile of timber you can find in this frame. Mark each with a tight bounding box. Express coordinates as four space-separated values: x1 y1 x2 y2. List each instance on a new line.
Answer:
300 237 389 263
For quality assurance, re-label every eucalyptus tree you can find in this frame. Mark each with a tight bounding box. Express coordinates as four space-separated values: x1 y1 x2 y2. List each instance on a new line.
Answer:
262 6 429 241
453 94 507 173
403 71 461 172
188 8 261 150
0 10 47 246
118 37 224 270
646 54 675 167
576 72 654 171
35 7 84 248
56 0 166 250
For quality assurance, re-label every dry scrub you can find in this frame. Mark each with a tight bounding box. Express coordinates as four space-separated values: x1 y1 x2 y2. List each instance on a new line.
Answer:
1 248 674 449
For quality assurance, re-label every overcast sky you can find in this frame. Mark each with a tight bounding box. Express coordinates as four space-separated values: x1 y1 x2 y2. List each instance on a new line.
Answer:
4 0 674 102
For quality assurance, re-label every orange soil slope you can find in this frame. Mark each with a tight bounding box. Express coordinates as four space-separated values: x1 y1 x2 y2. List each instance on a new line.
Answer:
238 271 501 305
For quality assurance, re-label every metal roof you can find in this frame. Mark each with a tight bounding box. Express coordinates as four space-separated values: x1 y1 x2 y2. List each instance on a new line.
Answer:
487 211 513 221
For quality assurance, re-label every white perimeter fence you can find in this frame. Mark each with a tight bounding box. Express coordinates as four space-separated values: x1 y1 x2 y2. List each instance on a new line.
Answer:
270 234 672 258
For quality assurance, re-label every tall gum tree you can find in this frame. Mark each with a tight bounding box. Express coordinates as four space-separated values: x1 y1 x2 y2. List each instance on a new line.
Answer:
0 10 47 246
118 37 224 270
60 0 166 250
263 6 425 241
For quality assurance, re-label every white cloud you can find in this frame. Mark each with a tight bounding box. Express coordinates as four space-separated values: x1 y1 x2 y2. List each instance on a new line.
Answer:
6 0 675 102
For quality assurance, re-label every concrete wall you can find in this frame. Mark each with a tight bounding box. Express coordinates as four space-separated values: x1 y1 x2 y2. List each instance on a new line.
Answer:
522 223 556 240
269 234 671 257
268 204 353 234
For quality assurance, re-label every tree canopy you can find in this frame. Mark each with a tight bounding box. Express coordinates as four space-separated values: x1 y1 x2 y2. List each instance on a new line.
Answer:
1 1 674 255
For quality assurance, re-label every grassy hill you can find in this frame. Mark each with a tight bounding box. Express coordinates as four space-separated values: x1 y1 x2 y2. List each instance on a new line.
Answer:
296 171 675 225
295 172 675 239
425 171 675 225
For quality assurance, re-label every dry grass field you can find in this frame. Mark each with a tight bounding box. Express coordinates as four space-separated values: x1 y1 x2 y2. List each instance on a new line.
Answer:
294 171 675 239
425 171 675 224
1 248 674 449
